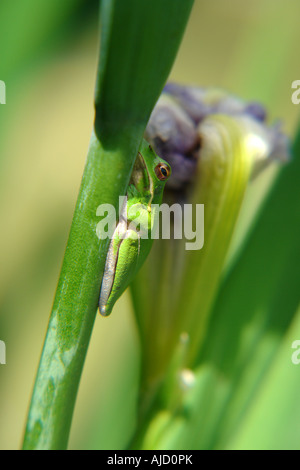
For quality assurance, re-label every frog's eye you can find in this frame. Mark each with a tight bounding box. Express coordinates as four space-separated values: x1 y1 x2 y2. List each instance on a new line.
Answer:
155 162 171 181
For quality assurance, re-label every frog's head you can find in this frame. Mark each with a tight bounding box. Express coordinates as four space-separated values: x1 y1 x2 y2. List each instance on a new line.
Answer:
130 139 171 202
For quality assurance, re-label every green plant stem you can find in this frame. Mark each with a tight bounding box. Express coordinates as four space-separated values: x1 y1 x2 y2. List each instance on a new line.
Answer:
23 134 111 449
129 114 270 448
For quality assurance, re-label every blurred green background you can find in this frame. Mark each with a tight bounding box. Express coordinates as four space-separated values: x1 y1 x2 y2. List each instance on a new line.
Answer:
0 0 299 450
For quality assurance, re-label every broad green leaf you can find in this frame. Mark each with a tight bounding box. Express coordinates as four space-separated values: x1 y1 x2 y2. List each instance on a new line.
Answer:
23 0 194 450
227 304 300 450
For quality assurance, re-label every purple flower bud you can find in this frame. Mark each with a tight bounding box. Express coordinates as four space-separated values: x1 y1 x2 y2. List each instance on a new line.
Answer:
145 94 200 190
245 102 267 122
163 83 210 124
145 84 290 192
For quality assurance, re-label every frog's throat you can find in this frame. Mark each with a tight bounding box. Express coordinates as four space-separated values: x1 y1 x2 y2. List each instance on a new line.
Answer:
140 152 153 210
132 151 153 210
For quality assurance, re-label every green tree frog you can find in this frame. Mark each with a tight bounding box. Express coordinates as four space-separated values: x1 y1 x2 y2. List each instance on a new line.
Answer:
99 139 171 316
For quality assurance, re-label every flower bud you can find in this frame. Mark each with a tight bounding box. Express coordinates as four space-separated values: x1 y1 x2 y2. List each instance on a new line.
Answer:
145 84 290 192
